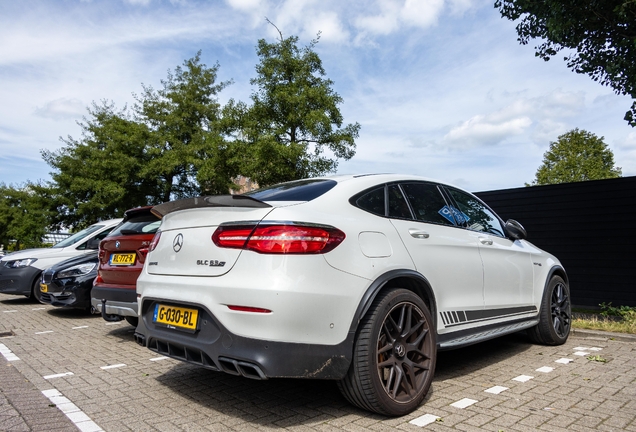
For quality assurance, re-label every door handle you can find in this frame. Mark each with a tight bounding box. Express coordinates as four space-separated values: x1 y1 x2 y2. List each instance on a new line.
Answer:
479 237 493 245
409 229 429 239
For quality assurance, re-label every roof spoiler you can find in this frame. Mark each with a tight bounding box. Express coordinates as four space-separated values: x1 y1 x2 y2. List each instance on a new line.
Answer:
151 195 271 219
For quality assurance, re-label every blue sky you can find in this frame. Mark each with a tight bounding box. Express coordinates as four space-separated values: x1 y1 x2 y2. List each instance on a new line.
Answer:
1 0 634 192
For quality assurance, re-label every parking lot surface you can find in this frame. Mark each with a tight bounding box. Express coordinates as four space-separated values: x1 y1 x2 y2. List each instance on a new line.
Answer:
1 293 635 432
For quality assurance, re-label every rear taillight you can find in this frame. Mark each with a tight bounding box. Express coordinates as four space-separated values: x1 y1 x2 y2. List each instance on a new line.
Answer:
212 223 345 254
149 231 162 252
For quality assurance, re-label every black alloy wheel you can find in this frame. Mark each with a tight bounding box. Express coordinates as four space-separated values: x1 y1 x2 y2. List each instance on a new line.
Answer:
338 288 437 416
528 275 571 345
551 279 571 339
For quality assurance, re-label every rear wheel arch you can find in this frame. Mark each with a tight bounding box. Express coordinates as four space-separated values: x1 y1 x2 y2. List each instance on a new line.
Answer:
349 270 438 335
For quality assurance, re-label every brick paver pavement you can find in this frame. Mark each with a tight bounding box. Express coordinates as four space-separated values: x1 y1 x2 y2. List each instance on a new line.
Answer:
1 293 635 431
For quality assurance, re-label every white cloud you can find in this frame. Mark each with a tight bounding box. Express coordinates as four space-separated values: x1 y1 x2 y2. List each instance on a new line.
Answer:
443 89 586 149
34 98 86 121
444 115 532 148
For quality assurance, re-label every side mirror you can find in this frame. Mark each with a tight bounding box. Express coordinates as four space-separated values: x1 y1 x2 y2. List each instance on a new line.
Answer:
86 238 101 250
505 219 527 240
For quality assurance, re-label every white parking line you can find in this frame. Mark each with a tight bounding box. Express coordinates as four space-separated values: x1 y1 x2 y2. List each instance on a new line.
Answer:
104 322 122 326
450 398 478 409
485 386 508 394
409 413 440 426
3 310 17 313
44 372 74 380
512 375 534 382
100 364 126 370
35 331 54 335
536 366 554 373
555 358 574 364
72 326 89 329
32 307 46 311
149 356 169 361
573 351 591 356
42 389 103 432
574 346 603 351
0 343 20 361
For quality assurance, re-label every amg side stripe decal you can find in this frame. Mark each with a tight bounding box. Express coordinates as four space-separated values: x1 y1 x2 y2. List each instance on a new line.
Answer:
440 306 537 328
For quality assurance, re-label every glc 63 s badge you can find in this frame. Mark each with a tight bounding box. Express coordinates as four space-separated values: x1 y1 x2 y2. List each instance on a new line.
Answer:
196 260 226 267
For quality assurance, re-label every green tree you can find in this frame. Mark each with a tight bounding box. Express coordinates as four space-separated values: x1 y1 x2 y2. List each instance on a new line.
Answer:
495 0 636 126
529 129 622 186
135 52 237 200
43 53 237 229
42 102 159 229
225 27 359 186
0 183 52 250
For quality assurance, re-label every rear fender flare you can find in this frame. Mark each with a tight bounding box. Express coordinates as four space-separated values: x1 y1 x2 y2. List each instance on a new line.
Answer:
348 269 437 335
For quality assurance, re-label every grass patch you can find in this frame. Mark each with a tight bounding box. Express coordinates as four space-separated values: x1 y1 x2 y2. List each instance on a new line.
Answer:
572 303 636 334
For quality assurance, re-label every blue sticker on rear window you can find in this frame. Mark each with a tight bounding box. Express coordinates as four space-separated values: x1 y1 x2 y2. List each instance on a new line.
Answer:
439 206 470 225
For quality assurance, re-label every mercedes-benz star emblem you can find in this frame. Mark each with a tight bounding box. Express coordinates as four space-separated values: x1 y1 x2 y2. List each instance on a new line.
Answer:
173 234 184 253
115 241 120 249
394 344 406 358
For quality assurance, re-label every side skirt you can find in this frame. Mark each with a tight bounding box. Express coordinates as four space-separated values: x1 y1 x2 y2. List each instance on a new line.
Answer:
437 317 539 351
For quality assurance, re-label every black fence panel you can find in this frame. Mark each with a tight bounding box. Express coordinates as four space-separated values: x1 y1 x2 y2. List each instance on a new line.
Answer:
475 176 636 308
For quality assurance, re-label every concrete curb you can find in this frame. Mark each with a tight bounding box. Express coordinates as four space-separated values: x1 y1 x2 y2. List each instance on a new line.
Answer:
570 327 636 343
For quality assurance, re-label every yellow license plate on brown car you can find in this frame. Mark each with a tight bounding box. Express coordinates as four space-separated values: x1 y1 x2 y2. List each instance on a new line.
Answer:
110 253 136 266
40 283 48 293
153 304 198 331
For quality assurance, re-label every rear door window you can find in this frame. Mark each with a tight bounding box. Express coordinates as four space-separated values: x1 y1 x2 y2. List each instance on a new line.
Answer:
400 183 456 226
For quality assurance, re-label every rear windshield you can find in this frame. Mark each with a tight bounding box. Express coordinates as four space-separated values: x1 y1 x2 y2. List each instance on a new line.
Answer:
244 179 337 202
108 214 160 237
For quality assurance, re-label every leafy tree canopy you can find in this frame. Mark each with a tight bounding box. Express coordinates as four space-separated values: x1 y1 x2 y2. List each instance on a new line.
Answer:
496 0 636 126
43 53 238 229
225 25 360 186
0 183 52 250
529 128 622 185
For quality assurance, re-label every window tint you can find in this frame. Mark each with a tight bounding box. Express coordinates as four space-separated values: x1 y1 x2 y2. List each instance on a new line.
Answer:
354 187 385 216
388 185 413 219
446 188 505 236
108 213 161 237
52 225 103 249
76 227 115 250
244 179 337 202
401 183 455 226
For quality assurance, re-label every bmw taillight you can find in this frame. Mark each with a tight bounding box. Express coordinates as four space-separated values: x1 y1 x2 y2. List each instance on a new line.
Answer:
212 223 345 254
149 231 162 252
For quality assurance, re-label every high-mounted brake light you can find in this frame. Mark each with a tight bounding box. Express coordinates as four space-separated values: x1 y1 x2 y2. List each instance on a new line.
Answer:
148 231 162 252
212 223 345 254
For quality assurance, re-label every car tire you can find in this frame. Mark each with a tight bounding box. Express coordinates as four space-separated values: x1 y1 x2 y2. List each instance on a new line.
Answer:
29 273 43 303
528 275 571 345
125 316 139 327
337 288 437 416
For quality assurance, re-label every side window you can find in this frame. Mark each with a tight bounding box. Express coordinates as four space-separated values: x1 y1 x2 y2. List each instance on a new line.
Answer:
354 187 385 216
388 185 413 219
77 228 115 250
446 189 505 236
400 183 455 226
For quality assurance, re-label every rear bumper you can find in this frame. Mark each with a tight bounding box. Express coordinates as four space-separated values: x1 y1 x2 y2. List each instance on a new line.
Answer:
0 266 40 295
135 297 354 379
91 285 138 317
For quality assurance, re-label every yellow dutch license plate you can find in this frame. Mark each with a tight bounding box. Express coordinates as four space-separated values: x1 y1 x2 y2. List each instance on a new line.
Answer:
110 253 136 266
153 304 198 331
40 283 48 293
